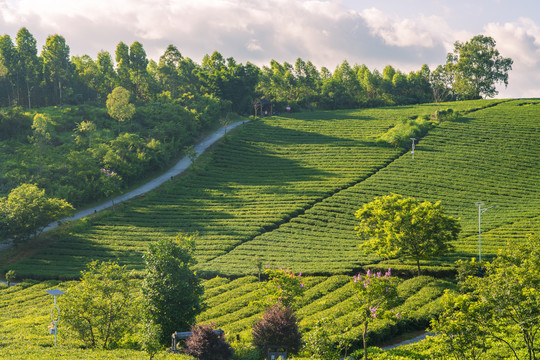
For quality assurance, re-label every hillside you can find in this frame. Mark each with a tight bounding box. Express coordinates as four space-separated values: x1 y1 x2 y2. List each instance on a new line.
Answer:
4 99 539 279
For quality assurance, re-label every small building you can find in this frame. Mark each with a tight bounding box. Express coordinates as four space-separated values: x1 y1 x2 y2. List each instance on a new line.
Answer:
254 99 274 117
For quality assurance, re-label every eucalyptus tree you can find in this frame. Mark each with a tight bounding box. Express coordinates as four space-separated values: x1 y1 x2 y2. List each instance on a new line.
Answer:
97 50 117 98
115 41 131 90
15 27 39 108
129 41 149 99
157 44 183 98
447 35 513 99
0 35 17 106
42 34 71 104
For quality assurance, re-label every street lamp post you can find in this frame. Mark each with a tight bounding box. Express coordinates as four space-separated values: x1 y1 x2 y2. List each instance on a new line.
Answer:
474 202 496 277
45 289 64 346
410 138 417 159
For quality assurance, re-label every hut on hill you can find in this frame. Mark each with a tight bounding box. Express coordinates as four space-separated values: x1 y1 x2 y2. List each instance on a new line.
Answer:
254 99 273 117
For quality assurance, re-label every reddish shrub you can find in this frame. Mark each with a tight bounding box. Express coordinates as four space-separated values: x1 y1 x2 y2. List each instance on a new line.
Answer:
252 303 302 354
183 323 233 360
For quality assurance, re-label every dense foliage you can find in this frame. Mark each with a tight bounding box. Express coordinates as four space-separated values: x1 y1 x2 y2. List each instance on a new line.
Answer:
431 236 540 360
142 234 204 345
1 28 512 115
0 97 227 206
0 183 74 242
61 261 138 349
356 194 461 274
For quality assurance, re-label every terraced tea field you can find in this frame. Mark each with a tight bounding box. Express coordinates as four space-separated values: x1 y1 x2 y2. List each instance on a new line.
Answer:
7 99 538 279
0 275 454 357
210 100 540 274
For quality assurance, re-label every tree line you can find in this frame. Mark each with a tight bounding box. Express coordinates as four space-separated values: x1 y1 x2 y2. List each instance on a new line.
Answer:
0 28 512 113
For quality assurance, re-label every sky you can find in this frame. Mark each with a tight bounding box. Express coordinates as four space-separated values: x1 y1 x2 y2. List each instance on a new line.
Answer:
1 0 539 98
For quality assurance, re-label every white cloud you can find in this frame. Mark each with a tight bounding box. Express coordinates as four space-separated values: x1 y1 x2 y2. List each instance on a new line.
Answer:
484 18 540 98
360 7 454 48
0 0 538 97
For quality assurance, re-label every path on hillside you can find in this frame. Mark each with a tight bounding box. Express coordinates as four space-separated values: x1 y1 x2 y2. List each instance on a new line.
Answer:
44 120 248 232
0 120 246 248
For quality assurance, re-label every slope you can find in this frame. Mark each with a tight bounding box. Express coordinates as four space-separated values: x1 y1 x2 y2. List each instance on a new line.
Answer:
6 99 516 279
206 100 540 275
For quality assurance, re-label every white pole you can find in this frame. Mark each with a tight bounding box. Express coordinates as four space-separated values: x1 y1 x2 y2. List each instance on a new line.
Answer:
54 295 58 346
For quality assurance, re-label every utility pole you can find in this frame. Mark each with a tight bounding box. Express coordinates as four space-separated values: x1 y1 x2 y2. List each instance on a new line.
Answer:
474 202 497 277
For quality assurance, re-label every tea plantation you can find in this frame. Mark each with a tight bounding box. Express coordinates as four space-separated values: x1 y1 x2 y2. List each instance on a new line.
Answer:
2 99 539 359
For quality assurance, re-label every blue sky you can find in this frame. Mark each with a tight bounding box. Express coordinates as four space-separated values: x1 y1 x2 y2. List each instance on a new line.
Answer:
1 0 539 98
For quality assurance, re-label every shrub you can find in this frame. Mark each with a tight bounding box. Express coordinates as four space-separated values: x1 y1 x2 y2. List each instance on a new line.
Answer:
252 303 302 354
377 117 432 147
183 323 233 360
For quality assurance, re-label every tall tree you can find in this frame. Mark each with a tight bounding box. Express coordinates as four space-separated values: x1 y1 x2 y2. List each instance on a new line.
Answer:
97 50 117 98
356 193 461 275
42 34 71 104
115 41 131 90
129 41 149 99
157 44 183 98
15 27 40 108
0 35 17 106
447 35 513 99
142 234 204 345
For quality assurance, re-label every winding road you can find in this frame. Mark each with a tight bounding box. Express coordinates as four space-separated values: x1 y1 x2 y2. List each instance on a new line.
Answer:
0 120 247 250
46 120 247 232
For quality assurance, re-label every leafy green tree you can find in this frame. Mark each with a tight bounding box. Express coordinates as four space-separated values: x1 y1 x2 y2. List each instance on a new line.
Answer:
73 120 96 148
31 112 56 144
42 34 71 104
106 86 135 134
447 35 513 99
129 41 149 99
356 194 460 275
432 236 540 360
115 42 131 90
5 269 16 287
61 260 138 349
142 233 204 345
97 50 117 98
72 54 100 101
257 267 304 310
0 183 74 242
0 35 17 106
353 268 400 360
157 45 183 99
15 27 40 108
430 291 488 360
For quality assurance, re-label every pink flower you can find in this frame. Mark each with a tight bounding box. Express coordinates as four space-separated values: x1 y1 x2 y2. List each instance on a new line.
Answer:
300 284 304 288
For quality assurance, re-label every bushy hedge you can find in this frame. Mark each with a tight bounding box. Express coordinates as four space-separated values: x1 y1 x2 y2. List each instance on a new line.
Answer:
377 116 432 147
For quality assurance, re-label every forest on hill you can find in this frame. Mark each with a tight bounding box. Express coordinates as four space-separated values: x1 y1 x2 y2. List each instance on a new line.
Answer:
1 28 511 114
